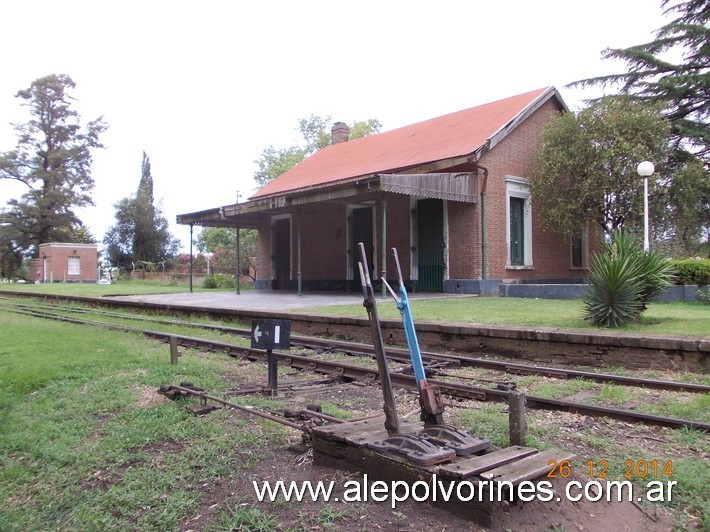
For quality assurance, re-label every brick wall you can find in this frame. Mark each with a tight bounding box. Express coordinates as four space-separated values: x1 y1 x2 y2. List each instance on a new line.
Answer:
35 243 97 282
477 99 579 281
447 200 479 279
299 203 347 280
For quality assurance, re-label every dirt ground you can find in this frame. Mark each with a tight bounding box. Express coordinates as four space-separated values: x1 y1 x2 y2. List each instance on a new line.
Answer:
178 429 677 532
169 380 683 532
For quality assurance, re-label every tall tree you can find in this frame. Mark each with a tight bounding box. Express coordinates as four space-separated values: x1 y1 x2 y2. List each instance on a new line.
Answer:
133 152 159 261
656 157 710 256
531 96 671 238
573 0 710 160
103 152 179 267
0 74 107 256
253 115 381 186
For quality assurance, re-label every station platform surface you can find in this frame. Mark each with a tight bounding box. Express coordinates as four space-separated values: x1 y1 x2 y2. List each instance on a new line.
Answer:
106 290 367 312
105 290 464 312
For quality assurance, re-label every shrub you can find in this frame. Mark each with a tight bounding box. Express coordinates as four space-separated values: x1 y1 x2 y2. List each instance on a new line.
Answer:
202 273 236 289
583 231 673 327
671 258 710 285
214 273 236 289
203 275 218 289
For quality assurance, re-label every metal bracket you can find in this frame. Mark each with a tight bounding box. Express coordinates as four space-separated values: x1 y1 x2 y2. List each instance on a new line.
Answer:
418 380 445 425
368 432 456 466
420 424 490 456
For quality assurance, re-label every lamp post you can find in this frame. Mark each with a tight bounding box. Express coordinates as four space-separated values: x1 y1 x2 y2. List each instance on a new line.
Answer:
636 161 654 251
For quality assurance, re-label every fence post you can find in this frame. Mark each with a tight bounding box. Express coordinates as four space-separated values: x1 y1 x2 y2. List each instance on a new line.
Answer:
170 335 179 365
509 390 526 446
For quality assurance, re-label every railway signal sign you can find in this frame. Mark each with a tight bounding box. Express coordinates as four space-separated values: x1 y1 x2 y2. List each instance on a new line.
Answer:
250 319 291 350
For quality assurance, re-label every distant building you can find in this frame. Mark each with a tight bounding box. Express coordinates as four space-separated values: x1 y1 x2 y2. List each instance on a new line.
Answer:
28 243 98 283
178 87 592 294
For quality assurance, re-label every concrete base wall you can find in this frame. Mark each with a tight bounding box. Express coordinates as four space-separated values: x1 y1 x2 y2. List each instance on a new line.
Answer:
257 278 704 302
501 284 702 302
501 284 587 299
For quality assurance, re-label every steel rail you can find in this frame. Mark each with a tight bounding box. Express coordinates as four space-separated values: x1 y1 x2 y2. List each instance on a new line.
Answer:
3 298 707 395
4 305 708 432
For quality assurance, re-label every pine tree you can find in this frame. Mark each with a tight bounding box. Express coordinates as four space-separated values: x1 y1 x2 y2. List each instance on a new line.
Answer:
574 0 710 159
0 74 106 256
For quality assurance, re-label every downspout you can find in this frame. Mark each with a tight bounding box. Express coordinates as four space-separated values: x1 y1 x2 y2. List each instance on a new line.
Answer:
477 165 489 280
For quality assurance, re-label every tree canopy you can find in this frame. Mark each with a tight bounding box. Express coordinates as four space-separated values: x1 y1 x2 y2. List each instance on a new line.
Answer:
0 74 107 258
531 96 671 238
196 226 257 277
103 152 179 268
573 0 710 160
253 115 381 186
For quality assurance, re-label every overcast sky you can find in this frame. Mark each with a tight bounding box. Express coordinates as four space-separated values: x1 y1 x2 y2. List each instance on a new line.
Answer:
0 0 670 251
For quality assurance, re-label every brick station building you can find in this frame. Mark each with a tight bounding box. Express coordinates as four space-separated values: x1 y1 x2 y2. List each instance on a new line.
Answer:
28 243 98 283
178 87 590 294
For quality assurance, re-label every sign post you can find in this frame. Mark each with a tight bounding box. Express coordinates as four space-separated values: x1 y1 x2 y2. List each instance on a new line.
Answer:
251 319 291 396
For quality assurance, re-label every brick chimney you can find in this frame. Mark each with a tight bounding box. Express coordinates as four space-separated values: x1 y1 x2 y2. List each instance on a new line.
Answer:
331 122 350 144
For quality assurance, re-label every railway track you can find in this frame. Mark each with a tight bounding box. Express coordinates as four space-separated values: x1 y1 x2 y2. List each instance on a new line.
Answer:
2 300 708 432
3 297 708 394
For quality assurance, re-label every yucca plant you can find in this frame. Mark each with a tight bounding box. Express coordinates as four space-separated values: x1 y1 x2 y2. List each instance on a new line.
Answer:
636 251 675 309
583 231 673 327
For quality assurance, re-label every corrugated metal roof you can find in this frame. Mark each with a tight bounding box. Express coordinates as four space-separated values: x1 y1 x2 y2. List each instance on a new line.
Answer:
252 87 558 199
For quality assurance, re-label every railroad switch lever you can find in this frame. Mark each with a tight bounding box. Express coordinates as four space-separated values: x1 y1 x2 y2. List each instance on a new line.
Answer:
383 247 445 426
358 243 484 466
358 242 401 435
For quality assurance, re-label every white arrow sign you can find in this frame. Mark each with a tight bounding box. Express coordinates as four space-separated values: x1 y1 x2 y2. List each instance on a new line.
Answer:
253 325 262 343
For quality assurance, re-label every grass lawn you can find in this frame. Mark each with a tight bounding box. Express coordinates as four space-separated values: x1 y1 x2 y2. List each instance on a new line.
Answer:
1 306 708 529
0 280 250 297
307 297 710 337
0 310 288 530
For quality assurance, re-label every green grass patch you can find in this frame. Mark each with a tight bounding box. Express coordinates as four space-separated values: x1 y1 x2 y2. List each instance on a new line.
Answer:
527 378 598 399
451 404 509 447
0 279 239 297
595 383 641 405
210 503 279 532
306 297 710 337
637 393 710 423
0 311 288 530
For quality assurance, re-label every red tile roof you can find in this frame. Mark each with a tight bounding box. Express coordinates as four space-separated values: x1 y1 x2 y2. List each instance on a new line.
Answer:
252 87 558 199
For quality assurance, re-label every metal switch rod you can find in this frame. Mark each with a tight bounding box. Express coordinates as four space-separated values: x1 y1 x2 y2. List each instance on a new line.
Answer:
358 242 400 435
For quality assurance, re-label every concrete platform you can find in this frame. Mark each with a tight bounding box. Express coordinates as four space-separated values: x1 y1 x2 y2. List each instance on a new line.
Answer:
104 290 467 312
105 290 367 311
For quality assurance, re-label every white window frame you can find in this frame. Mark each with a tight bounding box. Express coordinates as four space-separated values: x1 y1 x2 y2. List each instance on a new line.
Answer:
505 176 533 268
68 256 80 276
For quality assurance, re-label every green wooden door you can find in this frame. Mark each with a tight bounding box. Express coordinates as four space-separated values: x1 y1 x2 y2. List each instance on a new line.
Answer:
510 197 525 266
417 199 444 292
